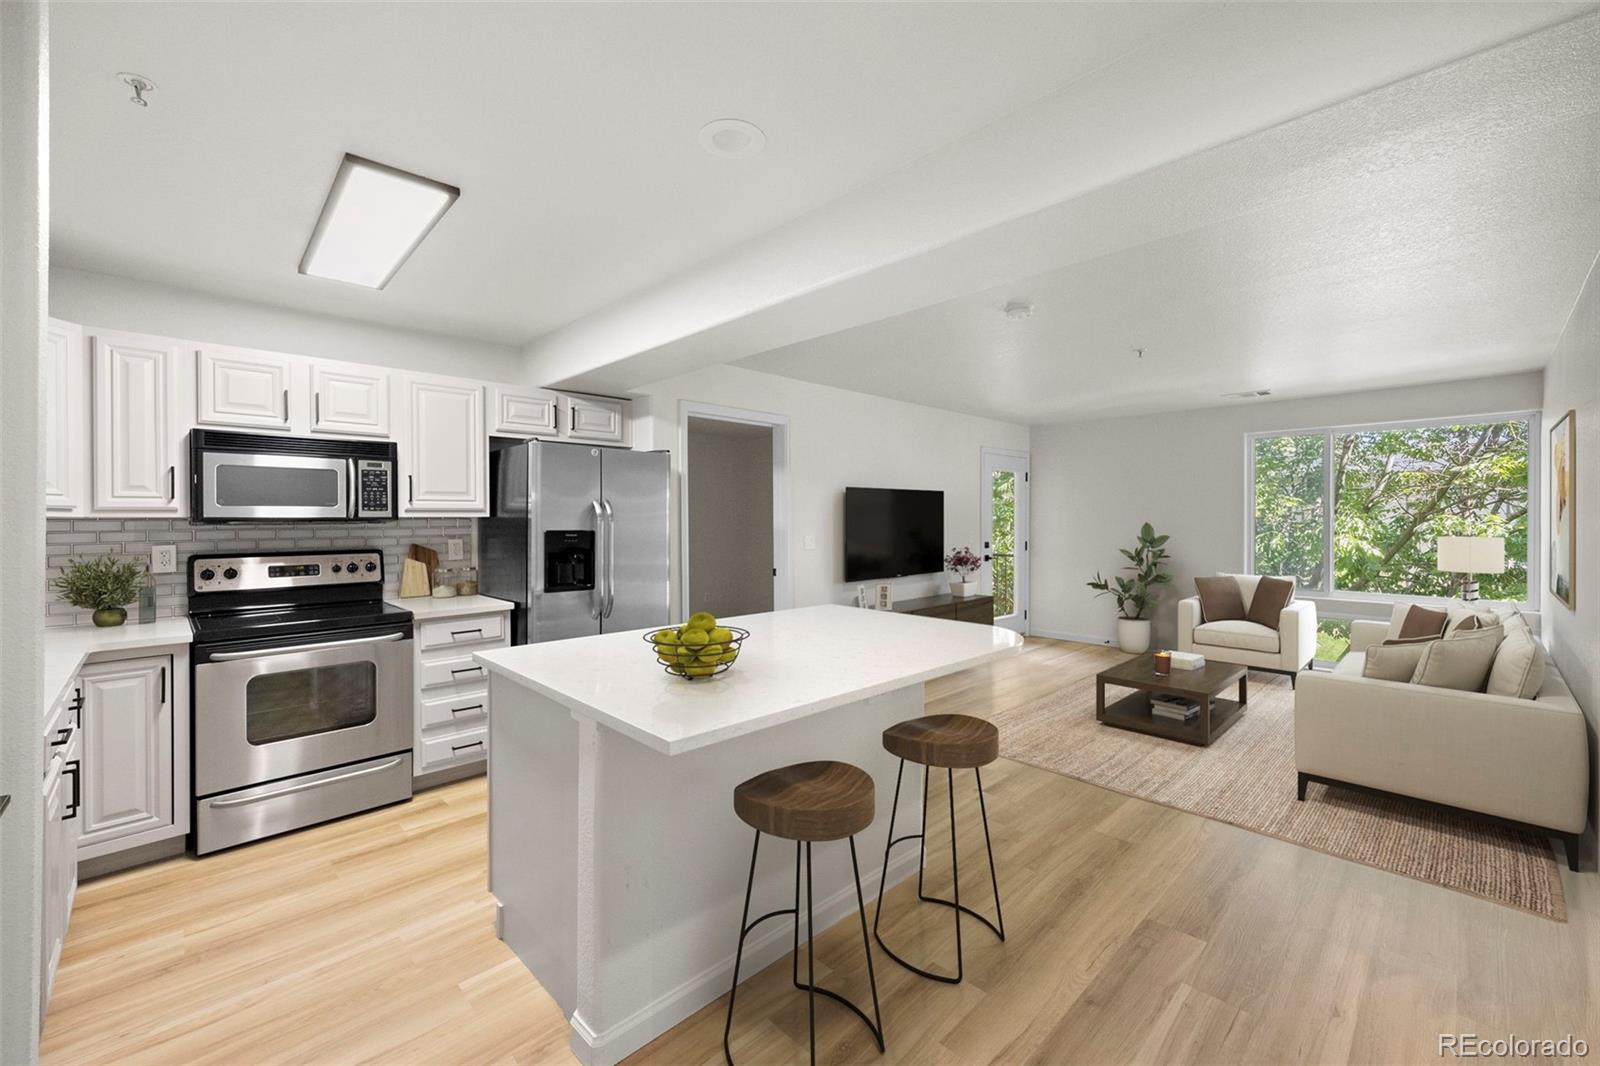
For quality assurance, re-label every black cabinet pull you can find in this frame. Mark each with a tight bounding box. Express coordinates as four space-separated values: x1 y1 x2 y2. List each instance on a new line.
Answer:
159 666 167 704
449 704 484 716
449 665 483 676
450 740 485 753
450 628 483 639
63 760 81 820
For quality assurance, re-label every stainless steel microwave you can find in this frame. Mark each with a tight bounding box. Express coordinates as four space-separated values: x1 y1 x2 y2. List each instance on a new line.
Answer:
190 430 397 522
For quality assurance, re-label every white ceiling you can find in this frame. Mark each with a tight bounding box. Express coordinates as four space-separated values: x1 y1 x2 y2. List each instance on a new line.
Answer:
738 11 1600 423
50 0 1199 344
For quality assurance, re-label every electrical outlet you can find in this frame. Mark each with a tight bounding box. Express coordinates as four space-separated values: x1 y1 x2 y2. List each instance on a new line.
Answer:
803 535 817 551
151 545 177 574
447 538 464 561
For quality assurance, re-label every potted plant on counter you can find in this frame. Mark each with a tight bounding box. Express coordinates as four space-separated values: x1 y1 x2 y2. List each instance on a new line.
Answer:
52 554 147 627
944 546 983 597
1086 522 1171 652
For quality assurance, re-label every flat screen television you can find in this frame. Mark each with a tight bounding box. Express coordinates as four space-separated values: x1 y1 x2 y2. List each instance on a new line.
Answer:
844 487 944 582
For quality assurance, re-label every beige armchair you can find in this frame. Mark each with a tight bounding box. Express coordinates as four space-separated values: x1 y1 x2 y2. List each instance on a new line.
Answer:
1177 573 1317 685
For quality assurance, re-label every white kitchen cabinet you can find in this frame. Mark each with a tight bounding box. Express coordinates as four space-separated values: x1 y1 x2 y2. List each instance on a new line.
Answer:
90 330 191 514
196 344 294 430
77 655 174 852
40 683 81 1020
44 318 89 512
409 604 510 778
560 391 628 445
400 375 485 514
489 383 559 437
312 362 390 437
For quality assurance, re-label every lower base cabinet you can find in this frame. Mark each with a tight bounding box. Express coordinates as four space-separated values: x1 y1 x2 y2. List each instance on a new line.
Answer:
412 609 509 777
77 655 177 855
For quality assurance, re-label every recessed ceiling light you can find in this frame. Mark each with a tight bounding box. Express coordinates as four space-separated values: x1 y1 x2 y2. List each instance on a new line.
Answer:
699 118 766 159
299 154 459 289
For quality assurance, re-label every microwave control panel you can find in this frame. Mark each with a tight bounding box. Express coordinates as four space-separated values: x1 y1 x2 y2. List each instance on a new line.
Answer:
355 460 394 519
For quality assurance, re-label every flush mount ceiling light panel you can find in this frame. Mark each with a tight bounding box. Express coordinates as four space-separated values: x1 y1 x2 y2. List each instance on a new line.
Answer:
698 118 766 159
299 154 459 289
1003 301 1034 320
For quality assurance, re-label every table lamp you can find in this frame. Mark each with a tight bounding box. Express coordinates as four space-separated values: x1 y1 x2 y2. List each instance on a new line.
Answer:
1436 536 1505 601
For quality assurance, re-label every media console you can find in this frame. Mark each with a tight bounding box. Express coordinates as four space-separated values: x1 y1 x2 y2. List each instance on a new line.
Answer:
888 593 995 625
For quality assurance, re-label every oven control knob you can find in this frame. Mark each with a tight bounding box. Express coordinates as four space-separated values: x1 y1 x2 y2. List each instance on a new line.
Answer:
347 561 361 574
222 567 239 580
199 568 215 582
331 564 342 573
364 561 378 573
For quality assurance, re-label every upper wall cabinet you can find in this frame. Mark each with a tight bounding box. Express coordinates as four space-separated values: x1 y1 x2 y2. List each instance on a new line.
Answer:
401 375 485 514
90 330 192 515
490 384 559 437
562 392 628 445
196 345 293 431
312 363 390 438
44 319 88 513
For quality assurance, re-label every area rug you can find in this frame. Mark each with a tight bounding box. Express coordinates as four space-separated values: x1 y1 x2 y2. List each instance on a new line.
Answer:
992 660 1566 921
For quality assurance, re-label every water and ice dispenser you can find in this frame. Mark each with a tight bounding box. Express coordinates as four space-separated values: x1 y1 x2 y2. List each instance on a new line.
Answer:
544 530 595 592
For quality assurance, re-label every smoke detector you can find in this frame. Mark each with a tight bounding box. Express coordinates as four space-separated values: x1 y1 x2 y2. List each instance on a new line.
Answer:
698 119 766 159
1003 300 1033 320
116 72 157 107
1222 389 1274 399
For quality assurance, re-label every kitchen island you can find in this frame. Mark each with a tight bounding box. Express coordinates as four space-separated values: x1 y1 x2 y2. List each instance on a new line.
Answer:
474 604 1022 1065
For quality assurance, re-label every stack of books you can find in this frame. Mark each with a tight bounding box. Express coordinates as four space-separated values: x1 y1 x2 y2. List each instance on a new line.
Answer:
1151 694 1200 721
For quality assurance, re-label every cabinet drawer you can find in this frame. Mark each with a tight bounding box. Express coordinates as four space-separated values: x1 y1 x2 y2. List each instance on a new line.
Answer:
419 688 489 730
418 654 491 689
418 612 505 650
418 725 487 773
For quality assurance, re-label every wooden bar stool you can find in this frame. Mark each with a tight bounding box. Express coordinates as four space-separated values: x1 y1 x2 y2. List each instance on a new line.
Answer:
723 760 885 1066
873 714 1004 984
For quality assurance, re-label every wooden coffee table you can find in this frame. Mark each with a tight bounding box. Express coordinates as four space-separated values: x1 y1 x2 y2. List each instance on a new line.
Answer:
1095 653 1248 747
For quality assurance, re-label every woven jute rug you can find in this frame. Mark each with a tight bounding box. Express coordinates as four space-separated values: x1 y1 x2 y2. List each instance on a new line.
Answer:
992 659 1566 921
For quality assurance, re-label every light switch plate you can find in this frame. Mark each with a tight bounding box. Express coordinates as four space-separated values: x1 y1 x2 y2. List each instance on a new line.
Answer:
151 545 177 574
447 538 465 561
803 535 817 550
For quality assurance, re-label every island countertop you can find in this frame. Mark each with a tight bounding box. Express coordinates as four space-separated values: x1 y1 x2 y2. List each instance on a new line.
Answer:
474 603 1023 755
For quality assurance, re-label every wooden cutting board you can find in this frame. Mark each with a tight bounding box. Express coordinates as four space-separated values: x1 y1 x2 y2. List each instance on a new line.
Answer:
408 543 440 579
399 558 432 599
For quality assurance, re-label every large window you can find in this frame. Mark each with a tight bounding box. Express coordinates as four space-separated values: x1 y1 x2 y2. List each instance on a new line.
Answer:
1249 415 1535 603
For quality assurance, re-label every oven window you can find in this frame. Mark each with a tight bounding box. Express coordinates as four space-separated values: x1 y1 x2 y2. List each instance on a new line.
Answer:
215 462 340 508
245 662 377 745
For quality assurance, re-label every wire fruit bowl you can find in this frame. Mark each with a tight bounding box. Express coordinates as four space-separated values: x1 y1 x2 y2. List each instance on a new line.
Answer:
644 626 750 680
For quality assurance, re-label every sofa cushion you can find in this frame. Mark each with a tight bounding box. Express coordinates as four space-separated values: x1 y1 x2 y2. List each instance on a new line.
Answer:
1383 604 1447 645
1485 626 1545 699
1444 603 1500 637
1195 576 1246 623
1362 642 1431 682
1192 619 1281 654
1217 572 1261 612
1246 576 1296 631
1410 624 1505 691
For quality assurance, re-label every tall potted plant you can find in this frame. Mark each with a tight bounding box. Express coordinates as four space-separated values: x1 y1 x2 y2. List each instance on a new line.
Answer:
1086 522 1171 652
52 554 146 627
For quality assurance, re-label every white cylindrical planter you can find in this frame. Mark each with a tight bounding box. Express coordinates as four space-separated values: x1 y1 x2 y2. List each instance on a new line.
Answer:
1116 619 1152 653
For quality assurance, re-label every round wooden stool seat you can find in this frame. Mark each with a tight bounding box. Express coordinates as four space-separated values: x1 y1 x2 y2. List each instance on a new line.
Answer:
733 760 875 842
882 714 999 769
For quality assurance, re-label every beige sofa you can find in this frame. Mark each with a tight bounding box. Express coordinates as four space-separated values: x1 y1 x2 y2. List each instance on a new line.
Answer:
1177 574 1317 686
1295 618 1589 870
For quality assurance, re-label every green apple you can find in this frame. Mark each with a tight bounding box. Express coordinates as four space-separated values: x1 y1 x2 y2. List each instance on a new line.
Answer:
686 611 718 632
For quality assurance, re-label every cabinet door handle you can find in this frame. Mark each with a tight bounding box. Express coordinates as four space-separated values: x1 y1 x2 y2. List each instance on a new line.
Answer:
282 388 290 422
450 628 483 639
315 392 321 425
450 740 485 753
449 665 483 676
408 475 414 504
166 466 176 503
450 704 484 716
159 666 167 705
63 760 80 820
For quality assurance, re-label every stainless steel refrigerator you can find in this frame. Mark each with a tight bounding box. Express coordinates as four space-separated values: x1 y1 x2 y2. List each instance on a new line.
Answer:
480 439 671 644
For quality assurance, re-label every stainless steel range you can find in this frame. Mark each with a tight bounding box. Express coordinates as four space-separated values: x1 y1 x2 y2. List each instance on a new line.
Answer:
189 550 415 854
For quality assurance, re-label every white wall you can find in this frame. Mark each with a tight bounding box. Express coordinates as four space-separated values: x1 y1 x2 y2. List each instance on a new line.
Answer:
50 266 525 383
1029 371 1545 647
1 2 48 1057
686 419 774 618
1542 255 1598 864
631 365 1029 613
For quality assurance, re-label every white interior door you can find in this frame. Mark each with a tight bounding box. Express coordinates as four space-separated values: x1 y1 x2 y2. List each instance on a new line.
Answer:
982 449 1029 634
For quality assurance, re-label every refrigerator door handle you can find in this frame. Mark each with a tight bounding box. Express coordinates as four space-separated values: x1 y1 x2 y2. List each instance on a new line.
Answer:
602 498 617 618
589 499 605 621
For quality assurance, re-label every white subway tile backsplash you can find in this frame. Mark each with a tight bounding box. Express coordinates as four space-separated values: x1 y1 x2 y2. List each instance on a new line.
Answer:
45 517 474 627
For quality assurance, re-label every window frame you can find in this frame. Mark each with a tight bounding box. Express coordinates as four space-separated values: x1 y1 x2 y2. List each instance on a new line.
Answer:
1244 409 1541 610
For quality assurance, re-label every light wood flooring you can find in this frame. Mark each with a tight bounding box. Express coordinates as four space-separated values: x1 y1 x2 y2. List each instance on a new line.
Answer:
41 638 1600 1065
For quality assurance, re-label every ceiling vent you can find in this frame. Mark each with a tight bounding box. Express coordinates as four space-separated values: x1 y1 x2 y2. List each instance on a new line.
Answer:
1222 389 1274 399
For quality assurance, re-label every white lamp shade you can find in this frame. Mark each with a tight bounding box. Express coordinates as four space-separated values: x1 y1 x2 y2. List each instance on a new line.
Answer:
1436 535 1506 574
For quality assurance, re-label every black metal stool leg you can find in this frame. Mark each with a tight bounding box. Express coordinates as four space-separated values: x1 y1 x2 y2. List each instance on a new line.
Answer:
724 829 761 1066
849 836 885 1052
873 765 1005 984
805 842 817 1066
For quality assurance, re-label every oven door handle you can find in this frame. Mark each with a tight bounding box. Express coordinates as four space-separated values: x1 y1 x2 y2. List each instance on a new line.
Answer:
206 756 405 809
207 632 406 662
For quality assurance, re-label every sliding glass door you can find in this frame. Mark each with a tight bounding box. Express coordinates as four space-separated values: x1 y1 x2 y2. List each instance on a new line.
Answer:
982 449 1030 634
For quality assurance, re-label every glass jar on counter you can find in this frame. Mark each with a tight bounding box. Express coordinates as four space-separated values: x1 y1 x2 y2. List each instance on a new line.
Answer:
455 566 479 597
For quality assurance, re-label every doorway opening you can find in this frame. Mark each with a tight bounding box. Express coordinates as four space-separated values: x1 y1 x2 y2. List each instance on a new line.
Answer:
679 402 792 621
982 448 1030 634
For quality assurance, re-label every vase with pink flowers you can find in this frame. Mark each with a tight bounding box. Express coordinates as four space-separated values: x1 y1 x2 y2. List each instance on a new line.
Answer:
944 546 983 597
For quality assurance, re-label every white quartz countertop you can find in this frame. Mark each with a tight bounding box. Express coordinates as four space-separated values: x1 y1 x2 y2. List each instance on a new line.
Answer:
387 595 515 620
474 604 1023 755
43 618 194 711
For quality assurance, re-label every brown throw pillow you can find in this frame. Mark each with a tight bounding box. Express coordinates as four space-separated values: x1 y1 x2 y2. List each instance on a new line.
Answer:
1245 576 1295 630
1383 605 1447 646
1194 576 1246 623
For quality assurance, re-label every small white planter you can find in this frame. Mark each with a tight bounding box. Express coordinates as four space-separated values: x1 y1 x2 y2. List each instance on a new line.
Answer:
1116 618 1152 653
952 580 977 597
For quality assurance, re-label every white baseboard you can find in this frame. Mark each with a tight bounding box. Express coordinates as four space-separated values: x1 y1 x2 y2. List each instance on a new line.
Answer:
1030 627 1114 646
566 845 922 1066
